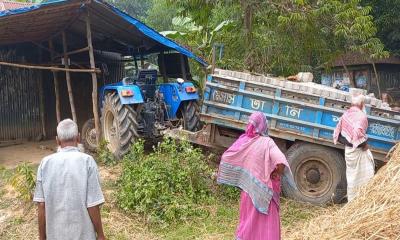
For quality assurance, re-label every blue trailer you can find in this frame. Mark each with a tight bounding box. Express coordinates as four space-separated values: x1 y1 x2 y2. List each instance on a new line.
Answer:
166 69 400 205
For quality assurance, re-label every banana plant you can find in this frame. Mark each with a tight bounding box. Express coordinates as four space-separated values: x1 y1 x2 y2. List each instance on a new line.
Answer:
160 17 233 61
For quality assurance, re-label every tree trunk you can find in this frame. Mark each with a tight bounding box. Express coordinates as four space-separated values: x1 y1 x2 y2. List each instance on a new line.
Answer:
241 0 254 71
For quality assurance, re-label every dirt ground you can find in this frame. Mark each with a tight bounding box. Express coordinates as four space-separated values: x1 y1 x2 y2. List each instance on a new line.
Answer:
0 142 324 240
0 140 56 168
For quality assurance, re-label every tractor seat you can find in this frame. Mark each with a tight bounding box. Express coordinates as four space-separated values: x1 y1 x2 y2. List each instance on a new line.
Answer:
134 69 158 100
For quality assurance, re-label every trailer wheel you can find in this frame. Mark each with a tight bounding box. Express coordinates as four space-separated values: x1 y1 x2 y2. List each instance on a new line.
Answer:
180 101 201 131
82 118 97 152
101 92 138 159
282 143 347 205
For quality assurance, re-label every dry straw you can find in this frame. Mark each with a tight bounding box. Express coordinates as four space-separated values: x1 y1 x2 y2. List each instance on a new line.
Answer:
287 145 400 240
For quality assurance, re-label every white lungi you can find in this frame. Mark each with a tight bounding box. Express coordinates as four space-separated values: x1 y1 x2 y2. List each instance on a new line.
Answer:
345 146 375 202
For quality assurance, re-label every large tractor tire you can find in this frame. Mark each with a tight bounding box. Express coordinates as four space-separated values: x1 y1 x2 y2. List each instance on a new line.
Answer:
180 101 201 131
101 92 138 159
82 119 97 152
282 143 347 205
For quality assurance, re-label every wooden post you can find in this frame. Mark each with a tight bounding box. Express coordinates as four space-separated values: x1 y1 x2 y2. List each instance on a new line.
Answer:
211 45 216 74
140 54 145 69
180 54 187 81
134 55 139 73
160 51 167 83
62 32 77 123
86 12 101 144
49 40 61 123
341 57 354 87
371 61 382 98
38 47 46 139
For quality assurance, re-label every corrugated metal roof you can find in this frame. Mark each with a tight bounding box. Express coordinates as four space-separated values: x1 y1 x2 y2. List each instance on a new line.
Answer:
333 52 400 67
0 0 207 66
0 0 33 11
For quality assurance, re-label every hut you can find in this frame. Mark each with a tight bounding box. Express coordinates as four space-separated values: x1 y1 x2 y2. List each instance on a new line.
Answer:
320 52 400 103
0 0 206 145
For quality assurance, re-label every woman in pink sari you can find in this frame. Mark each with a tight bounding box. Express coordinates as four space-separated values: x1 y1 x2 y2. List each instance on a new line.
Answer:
217 112 293 240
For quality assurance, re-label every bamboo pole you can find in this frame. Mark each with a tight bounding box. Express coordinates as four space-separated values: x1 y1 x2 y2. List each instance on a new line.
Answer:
54 46 90 60
38 47 46 139
371 61 382 98
0 61 100 73
86 12 101 144
62 31 77 123
48 40 61 123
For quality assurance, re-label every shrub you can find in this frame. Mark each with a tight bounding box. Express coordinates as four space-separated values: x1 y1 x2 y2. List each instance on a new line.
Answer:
9 162 36 201
96 140 117 166
117 138 213 225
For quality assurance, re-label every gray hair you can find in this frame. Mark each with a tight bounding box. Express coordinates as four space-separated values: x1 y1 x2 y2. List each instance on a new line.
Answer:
57 119 78 142
351 94 365 107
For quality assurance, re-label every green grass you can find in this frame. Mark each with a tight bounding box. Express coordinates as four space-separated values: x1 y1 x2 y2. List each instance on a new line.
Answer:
0 162 325 240
158 201 238 240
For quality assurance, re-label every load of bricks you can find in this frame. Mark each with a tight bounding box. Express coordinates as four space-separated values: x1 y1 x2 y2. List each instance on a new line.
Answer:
213 69 396 113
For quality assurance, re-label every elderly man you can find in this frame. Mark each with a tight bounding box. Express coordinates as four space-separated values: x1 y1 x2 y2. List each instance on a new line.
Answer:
333 94 375 202
33 119 105 240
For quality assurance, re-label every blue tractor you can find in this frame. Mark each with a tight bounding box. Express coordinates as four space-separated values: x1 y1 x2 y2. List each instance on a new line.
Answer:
82 53 202 158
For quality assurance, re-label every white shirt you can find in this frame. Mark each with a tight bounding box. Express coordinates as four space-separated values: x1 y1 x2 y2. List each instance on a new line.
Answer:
33 146 104 240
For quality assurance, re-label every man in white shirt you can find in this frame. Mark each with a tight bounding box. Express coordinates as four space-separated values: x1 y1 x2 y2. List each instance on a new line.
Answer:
33 119 106 240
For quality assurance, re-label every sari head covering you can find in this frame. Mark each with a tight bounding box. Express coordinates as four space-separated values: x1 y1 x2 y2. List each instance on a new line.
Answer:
217 112 295 214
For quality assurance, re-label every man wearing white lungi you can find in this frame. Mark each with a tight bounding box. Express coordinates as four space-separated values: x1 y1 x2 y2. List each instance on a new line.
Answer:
333 95 375 202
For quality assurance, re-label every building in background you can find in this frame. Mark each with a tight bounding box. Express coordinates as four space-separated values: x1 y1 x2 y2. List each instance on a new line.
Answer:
321 52 400 104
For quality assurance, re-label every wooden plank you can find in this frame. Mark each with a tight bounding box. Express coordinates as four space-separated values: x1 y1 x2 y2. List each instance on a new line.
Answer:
49 40 61 123
54 46 89 59
0 61 100 73
62 31 77 123
86 12 101 144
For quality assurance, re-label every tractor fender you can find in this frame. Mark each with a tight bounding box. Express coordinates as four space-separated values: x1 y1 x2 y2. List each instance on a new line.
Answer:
100 85 144 106
159 82 200 119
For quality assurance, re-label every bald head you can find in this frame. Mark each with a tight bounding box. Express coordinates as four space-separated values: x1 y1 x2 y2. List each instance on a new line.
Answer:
351 94 365 109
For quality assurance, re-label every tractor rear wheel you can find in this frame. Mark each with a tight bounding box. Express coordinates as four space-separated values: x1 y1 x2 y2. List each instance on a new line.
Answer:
101 92 138 159
180 101 201 131
282 143 347 205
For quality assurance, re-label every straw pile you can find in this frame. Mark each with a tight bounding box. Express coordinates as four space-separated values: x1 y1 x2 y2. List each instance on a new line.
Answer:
287 144 400 240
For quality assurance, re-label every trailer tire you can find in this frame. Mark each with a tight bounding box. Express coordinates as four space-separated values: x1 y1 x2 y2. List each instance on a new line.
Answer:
101 92 138 159
82 118 97 152
282 143 347 205
180 101 201 131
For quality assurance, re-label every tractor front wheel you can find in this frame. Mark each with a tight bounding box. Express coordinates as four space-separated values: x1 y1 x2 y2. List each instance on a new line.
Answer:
180 101 201 132
101 92 138 159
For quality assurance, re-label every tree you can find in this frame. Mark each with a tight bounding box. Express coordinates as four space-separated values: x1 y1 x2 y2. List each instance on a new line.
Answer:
166 0 388 76
145 0 178 31
362 0 400 55
107 0 152 21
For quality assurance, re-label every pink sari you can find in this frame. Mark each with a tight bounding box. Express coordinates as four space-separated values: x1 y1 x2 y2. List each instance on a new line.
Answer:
217 112 291 240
